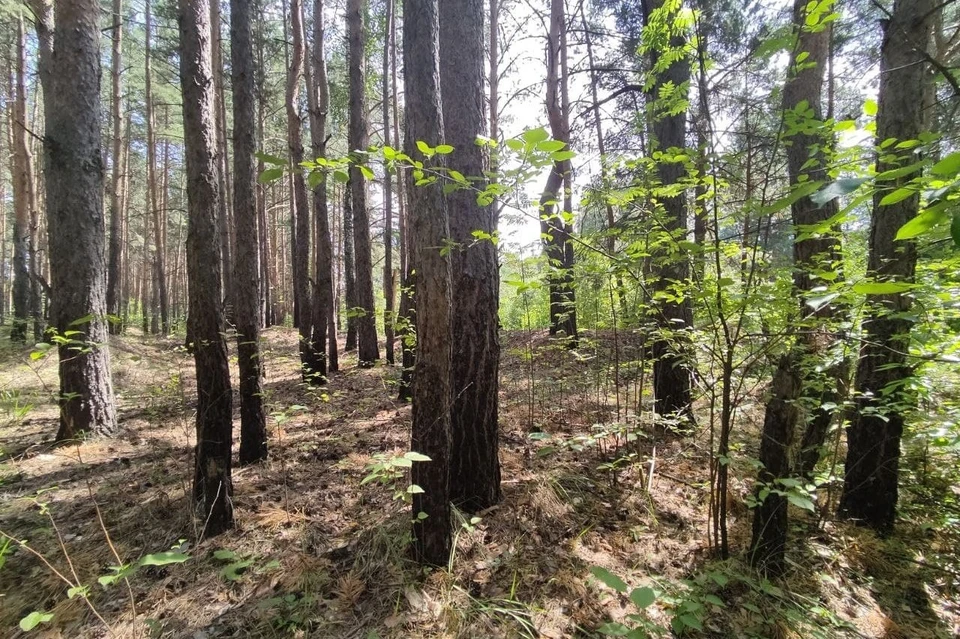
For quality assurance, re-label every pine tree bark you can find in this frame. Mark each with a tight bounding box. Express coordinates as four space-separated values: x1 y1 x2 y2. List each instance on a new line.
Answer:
106 0 125 335
644 0 693 420
10 18 35 344
347 0 380 365
145 0 168 336
540 0 577 342
439 0 502 512
287 0 314 378
405 0 453 566
44 0 119 440
211 0 235 324
343 183 358 350
232 0 268 465
839 0 933 534
306 0 337 381
179 0 235 537
382 0 396 365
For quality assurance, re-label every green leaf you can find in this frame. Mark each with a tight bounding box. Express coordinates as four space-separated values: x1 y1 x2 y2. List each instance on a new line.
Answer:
359 165 375 180
403 452 432 462
596 622 631 636
550 150 576 162
140 551 190 567
213 549 237 561
435 144 454 154
810 178 868 206
505 138 524 152
19 611 54 631
307 171 325 189
895 206 950 240
220 559 254 581
629 586 656 609
952 213 960 248
786 493 815 512
255 152 287 166
333 169 350 184
864 98 878 116
590 566 628 593
678 613 703 631
258 167 285 184
416 140 433 156
853 281 915 295
931 151 960 177
537 140 566 152
879 187 916 206
521 127 549 145
406 484 425 494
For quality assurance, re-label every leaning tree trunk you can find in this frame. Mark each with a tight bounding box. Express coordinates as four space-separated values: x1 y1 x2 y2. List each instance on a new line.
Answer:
179 0 235 537
306 0 337 381
839 0 932 535
347 0 380 365
232 0 268 465
645 0 693 420
44 0 118 440
405 0 453 566
440 0 502 512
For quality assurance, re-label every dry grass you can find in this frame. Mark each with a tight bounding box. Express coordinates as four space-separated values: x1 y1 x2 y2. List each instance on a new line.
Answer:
0 327 957 638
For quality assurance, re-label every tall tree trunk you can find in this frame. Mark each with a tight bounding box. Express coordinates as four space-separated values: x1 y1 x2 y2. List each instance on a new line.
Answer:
839 0 932 534
440 0 501 512
404 0 453 566
232 0 268 464
307 0 337 380
45 0 119 439
644 0 693 419
540 0 577 342
382 0 396 365
343 182 357 350
395 0 413 399
287 0 314 378
347 0 380 365
750 0 846 574
212 0 234 324
10 18 35 344
120 109 133 328
145 0 168 336
179 0 235 537
255 0 272 328
106 0 125 335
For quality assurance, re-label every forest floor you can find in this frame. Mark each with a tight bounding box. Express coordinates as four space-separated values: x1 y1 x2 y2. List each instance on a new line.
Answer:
0 327 958 638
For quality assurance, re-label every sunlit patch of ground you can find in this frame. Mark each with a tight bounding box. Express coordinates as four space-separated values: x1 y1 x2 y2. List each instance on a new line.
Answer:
0 327 957 637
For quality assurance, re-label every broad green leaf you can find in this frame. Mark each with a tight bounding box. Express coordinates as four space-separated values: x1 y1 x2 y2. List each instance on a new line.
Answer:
258 167 285 184
140 551 190 567
307 171 325 189
596 622 631 636
786 493 815 512
537 140 566 152
895 206 949 240
863 98 878 116
852 281 915 295
932 151 960 177
19 611 54 631
505 138 524 152
333 169 350 184
879 187 916 206
551 150 577 162
359 165 375 180
590 566 628 593
406 484 425 494
521 127 549 145
255 152 287 166
810 178 868 206
435 144 454 154
416 140 433 156
403 452 432 462
213 549 237 561
629 586 656 609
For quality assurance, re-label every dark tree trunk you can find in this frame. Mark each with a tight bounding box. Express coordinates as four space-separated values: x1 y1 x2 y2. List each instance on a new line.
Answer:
106 0 125 335
540 0 577 343
232 0 268 465
347 0 380 365
287 0 314 378
839 0 932 534
404 0 453 566
44 0 118 440
749 355 802 576
307 0 337 382
212 0 234 325
439 0 501 512
644 0 693 420
179 0 235 537
343 182 358 351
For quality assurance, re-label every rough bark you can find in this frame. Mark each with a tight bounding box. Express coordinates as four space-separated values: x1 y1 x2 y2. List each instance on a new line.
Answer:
106 0 125 335
540 0 578 342
232 0 268 465
44 0 119 440
440 0 502 512
645 0 693 420
145 0 168 336
347 0 380 365
343 182 358 351
179 0 235 537
211 0 234 324
11 18 35 344
306 0 337 381
404 0 453 566
382 0 396 365
839 0 932 534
